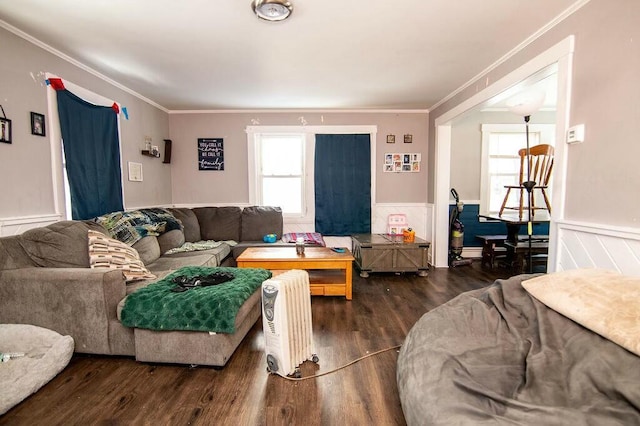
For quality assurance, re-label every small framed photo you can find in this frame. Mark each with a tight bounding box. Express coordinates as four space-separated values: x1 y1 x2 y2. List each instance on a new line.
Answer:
0 117 11 144
386 134 395 144
128 161 143 182
30 112 46 136
404 134 413 143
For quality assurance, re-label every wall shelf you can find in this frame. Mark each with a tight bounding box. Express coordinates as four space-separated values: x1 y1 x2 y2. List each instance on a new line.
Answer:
141 150 160 158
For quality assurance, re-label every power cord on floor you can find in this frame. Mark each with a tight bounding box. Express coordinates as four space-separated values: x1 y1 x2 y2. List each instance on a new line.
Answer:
276 344 402 381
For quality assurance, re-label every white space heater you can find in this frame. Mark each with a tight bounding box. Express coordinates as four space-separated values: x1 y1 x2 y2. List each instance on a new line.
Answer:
262 269 318 377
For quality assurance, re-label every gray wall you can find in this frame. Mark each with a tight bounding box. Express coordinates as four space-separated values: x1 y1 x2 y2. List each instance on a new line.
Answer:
429 0 640 227
168 112 428 205
0 24 429 219
0 27 171 219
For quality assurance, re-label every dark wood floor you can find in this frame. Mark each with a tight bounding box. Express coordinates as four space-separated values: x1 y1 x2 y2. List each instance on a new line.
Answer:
1 262 512 426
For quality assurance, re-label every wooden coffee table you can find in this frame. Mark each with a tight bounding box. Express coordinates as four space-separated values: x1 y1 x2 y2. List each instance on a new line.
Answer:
236 247 354 300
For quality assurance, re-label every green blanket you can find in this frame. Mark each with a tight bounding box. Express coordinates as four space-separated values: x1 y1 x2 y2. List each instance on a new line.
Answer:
120 267 271 333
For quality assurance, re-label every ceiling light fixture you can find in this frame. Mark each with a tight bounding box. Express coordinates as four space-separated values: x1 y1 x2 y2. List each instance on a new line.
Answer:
251 0 293 21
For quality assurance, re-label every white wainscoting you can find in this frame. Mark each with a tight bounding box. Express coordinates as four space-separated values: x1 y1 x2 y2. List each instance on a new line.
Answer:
283 203 432 253
555 220 640 276
373 203 431 241
0 213 63 237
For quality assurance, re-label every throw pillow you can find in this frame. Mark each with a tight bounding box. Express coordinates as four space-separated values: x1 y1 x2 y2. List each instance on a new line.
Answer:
194 206 242 242
522 268 640 356
241 206 283 241
87 230 156 283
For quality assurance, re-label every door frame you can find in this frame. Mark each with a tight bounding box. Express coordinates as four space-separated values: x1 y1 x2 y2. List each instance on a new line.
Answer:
433 36 575 268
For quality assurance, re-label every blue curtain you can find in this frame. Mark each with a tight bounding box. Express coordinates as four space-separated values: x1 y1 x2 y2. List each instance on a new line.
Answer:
314 134 371 235
57 89 123 220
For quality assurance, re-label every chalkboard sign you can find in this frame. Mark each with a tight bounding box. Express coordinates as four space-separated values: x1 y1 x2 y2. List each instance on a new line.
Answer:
197 138 224 171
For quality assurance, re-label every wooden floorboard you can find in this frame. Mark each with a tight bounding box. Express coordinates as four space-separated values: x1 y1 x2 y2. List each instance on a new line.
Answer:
0 261 512 426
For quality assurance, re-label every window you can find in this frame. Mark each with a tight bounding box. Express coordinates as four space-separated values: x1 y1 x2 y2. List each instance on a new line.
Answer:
480 124 555 215
247 125 377 228
256 133 307 216
46 74 124 220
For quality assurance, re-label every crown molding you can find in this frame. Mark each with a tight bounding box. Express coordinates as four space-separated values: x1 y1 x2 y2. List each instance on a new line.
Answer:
168 108 429 114
0 19 169 113
429 0 591 111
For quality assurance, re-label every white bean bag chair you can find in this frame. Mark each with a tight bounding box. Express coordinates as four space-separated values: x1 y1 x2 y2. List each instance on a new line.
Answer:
0 324 74 415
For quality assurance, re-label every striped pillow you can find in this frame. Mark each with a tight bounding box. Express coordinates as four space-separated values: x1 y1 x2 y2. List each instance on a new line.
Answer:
88 230 156 283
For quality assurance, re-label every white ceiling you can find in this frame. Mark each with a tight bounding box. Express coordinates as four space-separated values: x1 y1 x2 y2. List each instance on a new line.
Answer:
0 0 583 111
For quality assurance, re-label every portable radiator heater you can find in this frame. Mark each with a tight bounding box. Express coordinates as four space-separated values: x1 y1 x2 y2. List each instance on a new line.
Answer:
262 269 319 377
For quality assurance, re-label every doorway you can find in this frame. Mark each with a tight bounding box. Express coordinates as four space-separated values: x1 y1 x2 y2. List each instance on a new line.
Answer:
433 36 575 269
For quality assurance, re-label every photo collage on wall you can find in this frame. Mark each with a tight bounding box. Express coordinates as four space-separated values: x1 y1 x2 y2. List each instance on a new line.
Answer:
384 153 421 173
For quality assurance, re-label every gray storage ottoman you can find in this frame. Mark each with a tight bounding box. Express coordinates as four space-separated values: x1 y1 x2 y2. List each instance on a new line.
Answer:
133 289 262 366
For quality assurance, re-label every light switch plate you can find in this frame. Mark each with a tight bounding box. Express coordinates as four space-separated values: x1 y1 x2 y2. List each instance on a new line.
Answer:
567 124 585 144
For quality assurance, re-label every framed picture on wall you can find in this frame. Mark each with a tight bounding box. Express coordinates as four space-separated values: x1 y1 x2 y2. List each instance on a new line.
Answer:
0 117 11 143
31 112 46 136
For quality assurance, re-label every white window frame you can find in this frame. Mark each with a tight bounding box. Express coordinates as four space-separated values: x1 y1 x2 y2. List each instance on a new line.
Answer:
480 123 555 216
246 125 377 227
252 132 311 219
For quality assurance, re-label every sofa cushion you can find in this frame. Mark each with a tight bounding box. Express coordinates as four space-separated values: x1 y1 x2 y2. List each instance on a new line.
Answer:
143 251 222 282
132 236 161 265
241 206 283 241
163 243 231 267
157 229 185 254
0 236 36 270
17 221 106 268
88 230 156 282
168 208 201 242
194 207 241 242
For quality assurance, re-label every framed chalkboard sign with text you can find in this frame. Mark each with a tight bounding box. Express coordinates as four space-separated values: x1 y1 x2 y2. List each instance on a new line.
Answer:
197 138 224 171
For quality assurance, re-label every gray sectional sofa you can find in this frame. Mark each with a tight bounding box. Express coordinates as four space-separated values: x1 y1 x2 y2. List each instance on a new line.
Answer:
0 206 284 366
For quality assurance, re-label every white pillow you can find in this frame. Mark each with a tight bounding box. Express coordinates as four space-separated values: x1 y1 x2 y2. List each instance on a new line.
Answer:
88 230 156 282
522 269 640 356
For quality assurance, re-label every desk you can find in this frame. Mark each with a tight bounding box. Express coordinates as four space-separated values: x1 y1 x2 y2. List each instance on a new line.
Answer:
504 241 550 273
478 213 550 243
478 213 550 271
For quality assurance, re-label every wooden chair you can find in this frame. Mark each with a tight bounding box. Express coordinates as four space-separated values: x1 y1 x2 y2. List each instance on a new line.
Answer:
499 144 554 220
